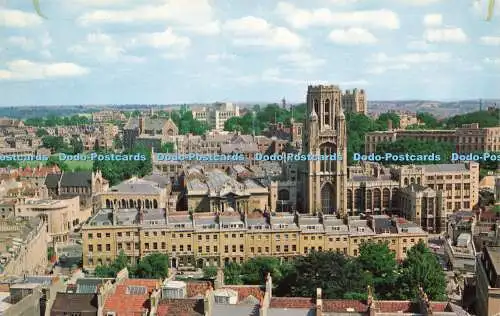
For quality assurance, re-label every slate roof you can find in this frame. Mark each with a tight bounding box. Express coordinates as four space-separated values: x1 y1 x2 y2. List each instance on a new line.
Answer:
45 173 61 189
60 171 92 188
51 293 98 313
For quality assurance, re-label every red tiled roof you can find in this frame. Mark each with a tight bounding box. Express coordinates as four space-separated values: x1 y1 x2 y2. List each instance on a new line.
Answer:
157 298 204 316
186 281 212 298
322 299 369 313
430 302 451 312
375 301 417 313
222 285 264 301
103 279 159 315
270 297 315 309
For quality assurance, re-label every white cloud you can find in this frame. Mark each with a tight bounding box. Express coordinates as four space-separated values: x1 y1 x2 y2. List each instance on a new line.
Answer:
367 64 409 74
0 60 89 80
206 53 237 62
233 68 367 87
77 0 219 35
329 0 360 4
480 36 500 45
368 52 453 64
69 32 146 63
129 28 191 50
7 36 36 50
6 32 53 58
484 57 500 65
185 21 221 36
424 28 468 43
402 0 442 5
275 2 400 30
277 52 325 71
423 14 443 27
0 9 43 27
407 40 431 50
224 16 304 49
328 28 378 44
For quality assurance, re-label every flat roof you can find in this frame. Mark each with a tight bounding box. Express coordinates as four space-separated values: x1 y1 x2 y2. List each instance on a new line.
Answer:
487 247 500 275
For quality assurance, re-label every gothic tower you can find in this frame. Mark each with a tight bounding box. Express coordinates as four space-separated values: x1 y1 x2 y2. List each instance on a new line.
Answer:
302 85 347 215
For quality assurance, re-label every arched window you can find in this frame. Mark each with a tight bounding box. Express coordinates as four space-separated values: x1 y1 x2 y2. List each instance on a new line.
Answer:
314 99 319 114
320 142 336 172
324 99 330 125
278 189 290 201
321 183 333 213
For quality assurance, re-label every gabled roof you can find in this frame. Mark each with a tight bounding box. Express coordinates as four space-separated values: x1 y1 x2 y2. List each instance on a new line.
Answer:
60 171 92 188
45 173 61 188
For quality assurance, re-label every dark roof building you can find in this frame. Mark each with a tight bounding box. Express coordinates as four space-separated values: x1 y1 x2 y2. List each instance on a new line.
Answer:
50 293 98 316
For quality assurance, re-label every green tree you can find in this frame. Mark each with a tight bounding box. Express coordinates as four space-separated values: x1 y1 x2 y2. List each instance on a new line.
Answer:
356 241 398 299
395 241 447 301
113 134 123 151
42 136 67 153
135 253 169 279
376 139 454 165
203 266 218 279
240 257 285 285
45 155 69 171
36 128 49 137
376 112 400 130
223 262 243 285
93 145 152 185
417 112 441 128
444 109 500 128
275 251 366 299
70 137 84 154
160 142 174 153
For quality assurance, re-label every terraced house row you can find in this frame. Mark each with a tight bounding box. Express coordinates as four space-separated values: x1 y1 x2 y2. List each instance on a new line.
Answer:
82 208 428 271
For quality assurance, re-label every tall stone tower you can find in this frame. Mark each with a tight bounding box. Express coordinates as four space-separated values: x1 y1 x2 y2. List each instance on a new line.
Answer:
302 85 347 215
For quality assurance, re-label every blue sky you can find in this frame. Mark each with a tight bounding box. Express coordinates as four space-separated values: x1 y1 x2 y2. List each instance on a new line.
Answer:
0 0 499 106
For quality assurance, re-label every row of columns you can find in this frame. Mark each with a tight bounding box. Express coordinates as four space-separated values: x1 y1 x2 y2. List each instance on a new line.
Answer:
105 198 159 209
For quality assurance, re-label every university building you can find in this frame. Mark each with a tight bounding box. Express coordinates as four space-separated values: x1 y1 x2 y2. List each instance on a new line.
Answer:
81 208 427 271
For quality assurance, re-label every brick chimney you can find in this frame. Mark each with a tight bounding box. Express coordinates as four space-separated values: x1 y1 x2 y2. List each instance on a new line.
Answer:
214 267 224 289
418 287 433 315
316 288 323 316
139 116 145 134
367 285 379 316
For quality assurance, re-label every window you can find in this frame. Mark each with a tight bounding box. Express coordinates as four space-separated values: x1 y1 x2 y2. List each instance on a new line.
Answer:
153 242 158 250
144 243 149 250
88 245 93 252
232 245 236 252
276 245 281 252
206 246 210 252
172 245 176 252
88 233 93 239
198 235 202 241
97 244 102 251
97 233 101 238
161 242 166 249
214 246 218 252
292 245 296 251
180 245 184 251
225 246 229 253
106 233 110 238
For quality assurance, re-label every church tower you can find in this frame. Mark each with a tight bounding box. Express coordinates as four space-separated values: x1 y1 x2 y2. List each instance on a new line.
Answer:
302 85 347 215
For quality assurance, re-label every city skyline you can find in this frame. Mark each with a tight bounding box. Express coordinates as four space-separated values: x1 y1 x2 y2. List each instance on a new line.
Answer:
0 0 499 106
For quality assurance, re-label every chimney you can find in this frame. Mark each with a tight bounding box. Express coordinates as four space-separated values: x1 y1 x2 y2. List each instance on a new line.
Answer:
139 116 145 134
367 285 379 316
418 287 433 315
387 119 393 131
265 273 273 299
204 287 214 316
214 267 224 289
316 288 323 316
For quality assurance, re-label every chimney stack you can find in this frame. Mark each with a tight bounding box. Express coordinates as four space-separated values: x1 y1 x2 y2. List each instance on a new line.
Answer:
139 116 145 134
316 288 323 316
387 119 393 131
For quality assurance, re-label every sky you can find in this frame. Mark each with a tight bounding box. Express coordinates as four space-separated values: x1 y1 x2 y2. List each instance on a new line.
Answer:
0 0 499 106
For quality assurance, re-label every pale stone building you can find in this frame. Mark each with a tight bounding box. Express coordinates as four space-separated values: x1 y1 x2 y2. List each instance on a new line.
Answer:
192 102 240 131
301 85 348 215
0 218 48 275
15 196 80 243
342 88 367 115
